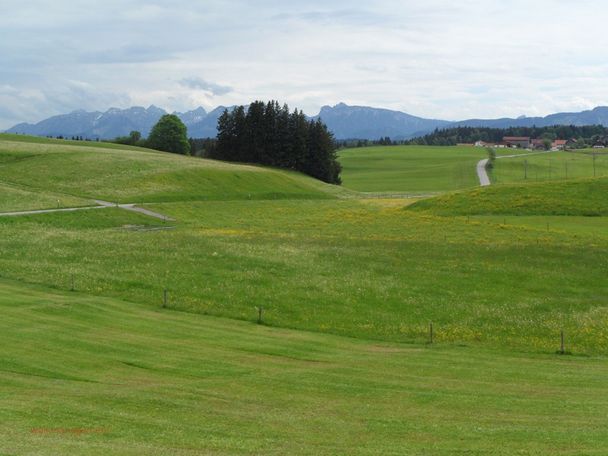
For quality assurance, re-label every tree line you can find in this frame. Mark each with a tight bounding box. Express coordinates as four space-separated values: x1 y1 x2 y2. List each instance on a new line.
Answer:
407 125 608 147
208 100 341 184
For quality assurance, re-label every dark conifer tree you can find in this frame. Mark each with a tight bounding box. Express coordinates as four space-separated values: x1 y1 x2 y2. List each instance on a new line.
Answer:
214 101 341 184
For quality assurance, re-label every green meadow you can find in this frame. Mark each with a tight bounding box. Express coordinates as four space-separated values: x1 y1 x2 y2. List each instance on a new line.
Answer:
338 145 488 194
409 176 608 216
3 278 608 455
491 149 608 184
0 136 345 205
1 135 608 453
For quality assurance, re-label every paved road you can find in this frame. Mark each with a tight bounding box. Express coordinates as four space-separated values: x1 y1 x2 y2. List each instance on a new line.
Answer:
0 200 174 221
0 205 105 217
476 151 554 186
477 159 491 186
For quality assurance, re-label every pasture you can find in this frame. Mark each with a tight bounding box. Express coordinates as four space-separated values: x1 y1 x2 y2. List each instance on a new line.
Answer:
491 149 608 184
2 135 608 453
2 278 608 455
338 145 487 194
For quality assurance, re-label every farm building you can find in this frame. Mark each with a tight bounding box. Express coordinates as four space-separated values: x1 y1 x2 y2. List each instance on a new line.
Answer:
552 139 567 150
503 136 531 148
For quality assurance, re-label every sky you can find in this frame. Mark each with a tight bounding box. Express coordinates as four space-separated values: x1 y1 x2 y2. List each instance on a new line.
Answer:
2 0 608 129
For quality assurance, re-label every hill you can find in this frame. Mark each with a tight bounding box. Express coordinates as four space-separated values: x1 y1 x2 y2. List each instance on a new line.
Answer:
3 134 608 454
0 134 344 205
408 177 608 216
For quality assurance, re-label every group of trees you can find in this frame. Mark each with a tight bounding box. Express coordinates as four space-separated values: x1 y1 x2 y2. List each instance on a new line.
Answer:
211 100 341 184
335 137 408 149
114 115 191 154
110 103 341 184
407 125 608 147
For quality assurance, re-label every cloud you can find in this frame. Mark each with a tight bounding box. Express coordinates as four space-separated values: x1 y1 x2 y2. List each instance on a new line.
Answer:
2 0 608 129
178 78 233 96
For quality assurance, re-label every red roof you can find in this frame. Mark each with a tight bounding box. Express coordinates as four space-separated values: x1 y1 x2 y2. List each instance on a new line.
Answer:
553 140 567 145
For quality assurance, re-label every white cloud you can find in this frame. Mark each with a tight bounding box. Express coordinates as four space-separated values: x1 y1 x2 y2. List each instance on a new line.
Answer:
2 0 608 128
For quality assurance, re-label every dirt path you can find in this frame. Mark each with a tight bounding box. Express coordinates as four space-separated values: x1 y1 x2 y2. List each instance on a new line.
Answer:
0 200 174 221
476 151 554 186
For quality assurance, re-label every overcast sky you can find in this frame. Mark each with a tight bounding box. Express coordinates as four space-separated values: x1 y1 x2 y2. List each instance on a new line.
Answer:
2 0 608 129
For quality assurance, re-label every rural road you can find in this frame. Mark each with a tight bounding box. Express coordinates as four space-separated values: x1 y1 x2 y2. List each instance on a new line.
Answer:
476 159 491 186
0 200 174 221
476 150 554 186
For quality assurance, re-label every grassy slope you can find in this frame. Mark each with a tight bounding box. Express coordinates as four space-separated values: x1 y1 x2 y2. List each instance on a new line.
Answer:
338 145 486 194
408 177 608 216
491 149 608 184
2 202 608 354
2 278 608 455
0 182 93 212
0 135 344 204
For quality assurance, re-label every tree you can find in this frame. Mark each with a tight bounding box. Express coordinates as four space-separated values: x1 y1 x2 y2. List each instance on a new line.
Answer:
214 100 342 184
147 114 190 155
485 147 496 170
129 130 141 143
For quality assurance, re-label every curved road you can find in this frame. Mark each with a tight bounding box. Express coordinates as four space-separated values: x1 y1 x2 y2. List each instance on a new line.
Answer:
476 159 491 186
476 151 554 186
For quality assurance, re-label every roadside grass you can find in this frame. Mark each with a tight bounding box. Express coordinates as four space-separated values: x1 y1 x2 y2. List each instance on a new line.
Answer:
2 278 608 455
0 137 341 203
408 177 608 216
491 150 608 184
338 146 487 193
1 201 607 354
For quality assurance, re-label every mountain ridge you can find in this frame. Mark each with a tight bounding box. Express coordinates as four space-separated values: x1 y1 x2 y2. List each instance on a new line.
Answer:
6 103 608 141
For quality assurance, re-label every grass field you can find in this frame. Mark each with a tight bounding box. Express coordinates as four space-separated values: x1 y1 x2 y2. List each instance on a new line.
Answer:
2 197 608 354
0 135 346 206
0 181 93 212
338 145 488 194
491 149 608 184
2 278 608 455
409 176 608 216
2 136 608 453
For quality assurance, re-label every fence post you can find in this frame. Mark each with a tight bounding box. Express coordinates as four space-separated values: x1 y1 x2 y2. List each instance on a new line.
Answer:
560 330 565 354
70 274 75 292
163 289 168 308
257 306 263 324
429 322 433 345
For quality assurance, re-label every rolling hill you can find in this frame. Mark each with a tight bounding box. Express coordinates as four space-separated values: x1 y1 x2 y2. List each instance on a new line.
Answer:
0 134 345 206
2 137 608 453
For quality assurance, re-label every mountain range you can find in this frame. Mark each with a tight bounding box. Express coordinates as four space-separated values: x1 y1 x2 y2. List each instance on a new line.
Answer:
6 103 608 141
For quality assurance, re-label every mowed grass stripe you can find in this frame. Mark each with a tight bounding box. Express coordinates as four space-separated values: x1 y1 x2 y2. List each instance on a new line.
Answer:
1 278 608 455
